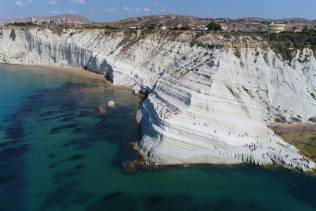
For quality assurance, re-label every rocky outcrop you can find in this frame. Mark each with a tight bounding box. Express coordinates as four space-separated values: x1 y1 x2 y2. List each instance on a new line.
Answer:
0 26 315 171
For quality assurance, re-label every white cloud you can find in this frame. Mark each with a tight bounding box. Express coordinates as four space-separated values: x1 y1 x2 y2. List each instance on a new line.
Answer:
122 6 152 13
50 10 60 14
15 1 24 7
15 0 34 7
48 0 56 5
154 2 162 7
69 0 86 4
67 10 76 14
104 8 115 14
123 6 132 11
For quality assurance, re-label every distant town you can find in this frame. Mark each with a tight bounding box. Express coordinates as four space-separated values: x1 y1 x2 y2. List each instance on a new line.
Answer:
1 14 316 34
110 15 316 33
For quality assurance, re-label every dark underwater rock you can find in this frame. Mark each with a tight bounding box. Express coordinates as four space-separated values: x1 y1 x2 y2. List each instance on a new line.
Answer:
0 144 29 160
4 122 25 140
102 192 122 201
148 194 166 206
49 124 78 135
74 164 84 170
0 174 14 184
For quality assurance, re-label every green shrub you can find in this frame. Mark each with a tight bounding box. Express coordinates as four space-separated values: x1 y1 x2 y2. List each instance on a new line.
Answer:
269 40 294 61
207 21 222 31
103 25 118 34
49 25 64 36
7 22 37 27
233 48 241 58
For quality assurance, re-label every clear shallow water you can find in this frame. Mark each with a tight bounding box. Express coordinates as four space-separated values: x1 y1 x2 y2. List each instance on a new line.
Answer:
0 64 315 211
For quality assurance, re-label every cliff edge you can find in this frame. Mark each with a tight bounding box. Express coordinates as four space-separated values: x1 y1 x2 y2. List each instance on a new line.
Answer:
0 26 315 171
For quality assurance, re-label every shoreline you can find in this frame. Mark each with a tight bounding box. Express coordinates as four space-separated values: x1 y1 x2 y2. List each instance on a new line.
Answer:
0 63 145 93
0 63 107 81
125 142 316 175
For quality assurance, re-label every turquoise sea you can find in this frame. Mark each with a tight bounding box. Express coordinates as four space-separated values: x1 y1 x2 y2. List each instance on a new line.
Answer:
0 64 315 211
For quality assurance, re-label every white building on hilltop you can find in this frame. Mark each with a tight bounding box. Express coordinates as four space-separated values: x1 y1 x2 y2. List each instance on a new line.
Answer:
269 22 286 33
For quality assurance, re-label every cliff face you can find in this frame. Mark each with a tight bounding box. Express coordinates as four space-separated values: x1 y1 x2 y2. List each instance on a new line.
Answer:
1 27 316 171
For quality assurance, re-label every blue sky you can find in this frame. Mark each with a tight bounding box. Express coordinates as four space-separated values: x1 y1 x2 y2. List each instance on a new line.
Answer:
1 0 316 21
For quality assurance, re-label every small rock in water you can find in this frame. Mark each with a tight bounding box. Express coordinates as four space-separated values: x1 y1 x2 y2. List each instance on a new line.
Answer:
107 100 115 108
97 103 107 115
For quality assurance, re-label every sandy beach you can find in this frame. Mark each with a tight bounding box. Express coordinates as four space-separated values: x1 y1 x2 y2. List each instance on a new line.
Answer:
1 63 107 81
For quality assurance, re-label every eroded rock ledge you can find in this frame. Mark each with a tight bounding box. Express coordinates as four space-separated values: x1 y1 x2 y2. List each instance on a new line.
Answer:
0 26 315 171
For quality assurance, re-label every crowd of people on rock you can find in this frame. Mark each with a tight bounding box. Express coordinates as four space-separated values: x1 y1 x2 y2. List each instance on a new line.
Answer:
192 120 210 127
237 132 249 138
246 143 258 151
154 101 176 119
301 156 311 164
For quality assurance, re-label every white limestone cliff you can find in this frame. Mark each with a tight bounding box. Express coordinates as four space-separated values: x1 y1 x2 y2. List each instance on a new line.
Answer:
0 27 315 171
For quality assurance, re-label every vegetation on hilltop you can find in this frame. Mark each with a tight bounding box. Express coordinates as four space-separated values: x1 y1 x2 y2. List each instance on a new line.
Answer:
4 21 316 61
7 22 68 35
103 25 119 34
7 22 37 27
265 30 316 61
5 22 119 36
223 30 316 61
